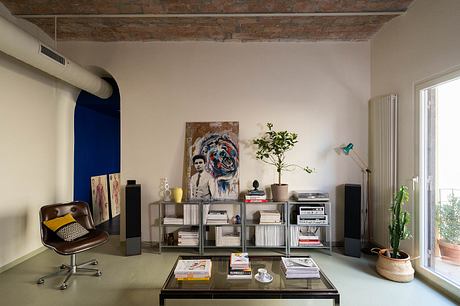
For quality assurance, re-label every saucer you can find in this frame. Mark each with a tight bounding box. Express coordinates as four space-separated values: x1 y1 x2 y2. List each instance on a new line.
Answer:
255 273 273 283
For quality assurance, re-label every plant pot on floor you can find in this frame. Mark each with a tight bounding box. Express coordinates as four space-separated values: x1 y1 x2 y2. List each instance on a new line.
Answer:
375 248 414 283
271 184 288 202
438 239 460 265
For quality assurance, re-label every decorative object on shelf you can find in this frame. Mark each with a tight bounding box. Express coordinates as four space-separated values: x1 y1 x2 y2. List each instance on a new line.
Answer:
255 268 273 283
436 193 460 264
253 123 312 202
167 233 175 246
374 186 414 282
172 187 183 203
159 177 171 202
90 174 110 225
340 142 372 253
184 121 240 201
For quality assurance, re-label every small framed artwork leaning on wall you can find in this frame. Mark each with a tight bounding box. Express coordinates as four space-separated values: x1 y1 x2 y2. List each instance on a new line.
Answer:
109 173 121 218
183 121 240 201
91 174 110 225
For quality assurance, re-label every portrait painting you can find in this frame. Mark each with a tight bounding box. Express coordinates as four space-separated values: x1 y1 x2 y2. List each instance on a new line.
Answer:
109 173 121 218
184 121 239 201
91 174 110 225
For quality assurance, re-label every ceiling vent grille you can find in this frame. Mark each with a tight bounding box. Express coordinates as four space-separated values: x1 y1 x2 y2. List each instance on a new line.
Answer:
40 44 66 66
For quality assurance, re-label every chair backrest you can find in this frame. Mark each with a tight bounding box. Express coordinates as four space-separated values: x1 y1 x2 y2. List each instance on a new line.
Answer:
39 201 95 243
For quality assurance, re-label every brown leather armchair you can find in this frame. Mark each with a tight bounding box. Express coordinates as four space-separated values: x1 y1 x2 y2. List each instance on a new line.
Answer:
37 201 109 290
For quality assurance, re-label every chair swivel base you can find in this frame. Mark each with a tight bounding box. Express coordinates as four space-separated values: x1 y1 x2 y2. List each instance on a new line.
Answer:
37 254 102 290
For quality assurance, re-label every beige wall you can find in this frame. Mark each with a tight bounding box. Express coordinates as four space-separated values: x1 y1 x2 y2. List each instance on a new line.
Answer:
60 41 371 243
371 0 460 254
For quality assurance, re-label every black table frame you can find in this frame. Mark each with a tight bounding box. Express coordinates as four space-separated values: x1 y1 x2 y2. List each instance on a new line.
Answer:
160 256 340 306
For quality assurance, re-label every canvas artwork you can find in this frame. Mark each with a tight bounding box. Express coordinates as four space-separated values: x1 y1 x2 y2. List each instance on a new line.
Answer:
109 173 121 218
184 121 239 200
91 174 110 225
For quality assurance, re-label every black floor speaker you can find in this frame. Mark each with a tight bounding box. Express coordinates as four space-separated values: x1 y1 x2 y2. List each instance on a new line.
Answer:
343 184 361 257
125 180 141 256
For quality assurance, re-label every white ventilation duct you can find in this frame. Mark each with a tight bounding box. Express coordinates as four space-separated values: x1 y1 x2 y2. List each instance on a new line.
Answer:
0 15 112 99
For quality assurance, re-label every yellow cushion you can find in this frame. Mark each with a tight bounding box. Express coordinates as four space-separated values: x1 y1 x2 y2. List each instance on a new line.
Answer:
43 213 76 232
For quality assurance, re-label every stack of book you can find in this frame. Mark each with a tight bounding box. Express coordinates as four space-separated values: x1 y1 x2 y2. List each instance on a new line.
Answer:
178 229 199 246
258 210 281 224
163 217 183 225
255 226 285 246
215 227 241 247
183 204 200 225
174 259 212 280
206 210 228 224
244 188 267 203
227 252 252 280
298 235 323 247
280 257 320 279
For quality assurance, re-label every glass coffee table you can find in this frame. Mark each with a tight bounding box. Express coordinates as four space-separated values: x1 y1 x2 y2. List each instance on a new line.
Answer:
160 255 340 306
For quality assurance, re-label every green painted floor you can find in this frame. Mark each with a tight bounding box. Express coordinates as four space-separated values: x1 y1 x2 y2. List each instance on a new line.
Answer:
0 236 457 306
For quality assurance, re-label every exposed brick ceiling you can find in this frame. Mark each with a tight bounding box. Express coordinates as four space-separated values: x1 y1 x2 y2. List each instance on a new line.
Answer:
1 1 414 42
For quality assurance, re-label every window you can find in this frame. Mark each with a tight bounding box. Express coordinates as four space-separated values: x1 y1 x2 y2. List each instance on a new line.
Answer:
417 69 460 295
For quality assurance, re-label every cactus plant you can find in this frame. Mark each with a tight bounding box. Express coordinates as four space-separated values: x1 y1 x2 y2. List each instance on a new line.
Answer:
388 185 411 259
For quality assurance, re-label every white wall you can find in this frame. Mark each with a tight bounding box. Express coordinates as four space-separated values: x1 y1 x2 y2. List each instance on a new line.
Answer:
0 6 76 269
60 41 371 243
371 0 460 254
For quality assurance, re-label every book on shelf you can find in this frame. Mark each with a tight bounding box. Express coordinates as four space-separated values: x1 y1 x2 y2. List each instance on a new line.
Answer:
280 257 320 279
245 194 267 200
244 199 268 203
183 204 200 225
163 217 184 225
255 225 285 246
178 229 199 246
206 210 228 224
258 210 281 224
174 259 212 280
298 235 322 246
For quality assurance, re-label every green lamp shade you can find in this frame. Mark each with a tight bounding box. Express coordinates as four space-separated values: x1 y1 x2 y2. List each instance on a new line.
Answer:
342 143 354 155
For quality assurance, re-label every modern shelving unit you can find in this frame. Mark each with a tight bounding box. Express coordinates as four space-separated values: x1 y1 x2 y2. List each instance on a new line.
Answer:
157 200 332 255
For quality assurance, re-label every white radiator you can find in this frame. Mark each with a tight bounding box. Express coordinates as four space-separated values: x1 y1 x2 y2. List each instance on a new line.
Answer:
369 94 398 247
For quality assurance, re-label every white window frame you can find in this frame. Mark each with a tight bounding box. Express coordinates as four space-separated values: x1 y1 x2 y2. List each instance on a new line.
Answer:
414 66 460 300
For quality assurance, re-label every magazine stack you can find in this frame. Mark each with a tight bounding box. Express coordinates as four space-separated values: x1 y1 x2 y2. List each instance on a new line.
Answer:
298 235 322 247
206 210 228 224
258 210 281 224
178 229 199 246
174 259 212 280
227 252 252 280
280 257 320 279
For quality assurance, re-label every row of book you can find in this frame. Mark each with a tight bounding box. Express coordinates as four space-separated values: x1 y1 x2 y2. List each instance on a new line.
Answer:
178 229 199 246
255 226 285 246
227 252 251 280
174 259 212 280
183 204 200 225
280 257 320 279
258 210 281 224
215 227 240 247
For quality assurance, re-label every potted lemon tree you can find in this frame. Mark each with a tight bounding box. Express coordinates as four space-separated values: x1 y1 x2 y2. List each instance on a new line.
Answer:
437 193 460 264
253 123 312 201
375 185 414 282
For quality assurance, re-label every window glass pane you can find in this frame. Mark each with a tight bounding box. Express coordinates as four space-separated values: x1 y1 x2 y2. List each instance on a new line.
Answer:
422 77 460 286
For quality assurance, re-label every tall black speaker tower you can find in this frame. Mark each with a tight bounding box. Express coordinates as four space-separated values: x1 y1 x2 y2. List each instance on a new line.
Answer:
125 180 141 256
343 184 361 257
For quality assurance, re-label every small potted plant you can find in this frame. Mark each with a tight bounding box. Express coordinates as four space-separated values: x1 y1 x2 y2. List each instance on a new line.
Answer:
437 193 460 264
253 123 312 201
375 185 414 282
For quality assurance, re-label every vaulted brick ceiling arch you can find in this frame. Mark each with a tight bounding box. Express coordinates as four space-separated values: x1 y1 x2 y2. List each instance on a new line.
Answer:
1 0 415 42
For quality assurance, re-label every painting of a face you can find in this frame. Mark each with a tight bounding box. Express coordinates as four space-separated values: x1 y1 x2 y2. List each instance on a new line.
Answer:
194 158 205 172
184 122 239 200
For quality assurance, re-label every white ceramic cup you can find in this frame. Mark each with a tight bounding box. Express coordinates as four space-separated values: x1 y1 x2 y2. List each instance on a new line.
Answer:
257 268 269 280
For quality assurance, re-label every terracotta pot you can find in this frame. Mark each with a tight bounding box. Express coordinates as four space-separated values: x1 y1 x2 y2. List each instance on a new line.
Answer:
271 184 288 202
438 239 460 265
375 248 414 282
